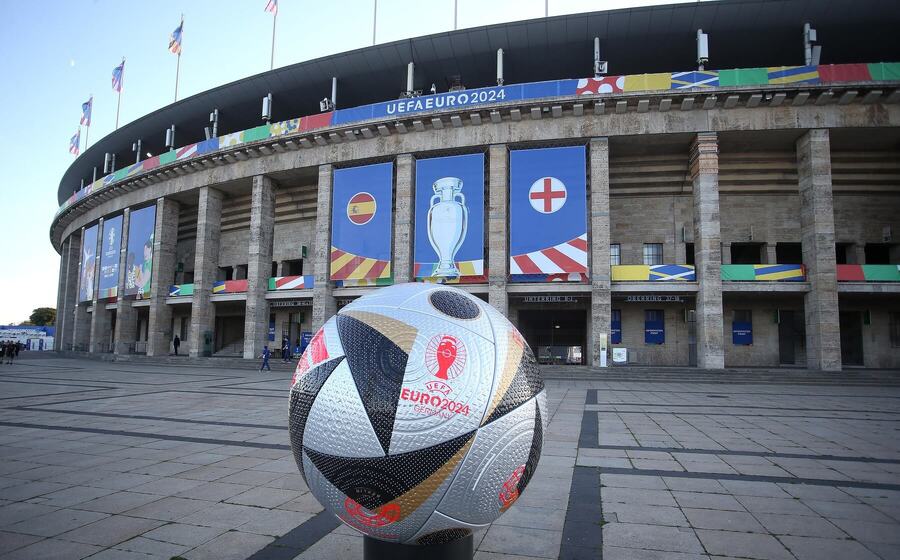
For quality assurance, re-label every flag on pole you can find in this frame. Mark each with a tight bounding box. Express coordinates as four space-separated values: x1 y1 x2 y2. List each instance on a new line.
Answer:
112 60 124 92
69 129 80 155
265 0 278 14
169 19 183 54
80 96 93 126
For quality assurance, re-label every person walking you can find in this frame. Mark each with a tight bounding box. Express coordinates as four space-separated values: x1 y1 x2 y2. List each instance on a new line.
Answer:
0 341 6 364
259 345 271 371
14 342 20 359
282 337 290 363
173 335 181 356
5 342 14 365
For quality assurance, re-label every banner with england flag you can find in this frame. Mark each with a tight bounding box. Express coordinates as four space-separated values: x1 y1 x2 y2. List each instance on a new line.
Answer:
330 162 393 283
509 146 588 282
414 153 485 283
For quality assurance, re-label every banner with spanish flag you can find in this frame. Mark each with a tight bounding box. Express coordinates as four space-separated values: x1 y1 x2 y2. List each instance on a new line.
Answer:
330 163 393 281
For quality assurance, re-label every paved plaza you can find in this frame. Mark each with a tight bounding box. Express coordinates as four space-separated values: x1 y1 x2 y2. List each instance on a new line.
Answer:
0 355 898 559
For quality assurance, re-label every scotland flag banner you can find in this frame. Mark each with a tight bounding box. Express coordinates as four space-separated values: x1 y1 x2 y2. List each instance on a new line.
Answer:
414 153 485 283
330 162 393 283
79 224 99 302
509 146 588 282
98 214 123 300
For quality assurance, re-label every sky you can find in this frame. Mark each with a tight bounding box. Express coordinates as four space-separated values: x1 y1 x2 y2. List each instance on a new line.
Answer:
0 0 706 325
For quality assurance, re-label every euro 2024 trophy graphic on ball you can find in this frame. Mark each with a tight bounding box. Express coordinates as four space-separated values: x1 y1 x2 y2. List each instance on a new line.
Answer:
288 283 546 559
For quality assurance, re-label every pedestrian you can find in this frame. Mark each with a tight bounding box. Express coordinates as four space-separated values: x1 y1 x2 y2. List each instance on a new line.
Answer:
259 345 271 371
282 337 290 363
0 341 5 364
173 335 181 356
5 341 14 365
14 342 20 358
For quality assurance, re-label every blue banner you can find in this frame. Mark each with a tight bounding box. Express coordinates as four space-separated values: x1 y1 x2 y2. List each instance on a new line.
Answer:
414 153 484 280
330 163 393 281
300 331 313 354
79 224 99 302
509 146 588 280
124 206 156 298
645 320 665 344
332 79 579 125
732 321 753 345
611 320 622 344
98 215 122 299
268 322 275 342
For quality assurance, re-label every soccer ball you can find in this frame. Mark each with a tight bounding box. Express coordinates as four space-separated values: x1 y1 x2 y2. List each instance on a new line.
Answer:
288 283 546 545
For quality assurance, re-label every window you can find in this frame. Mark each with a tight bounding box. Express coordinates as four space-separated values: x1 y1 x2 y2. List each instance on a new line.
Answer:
610 244 621 266
685 243 695 266
776 243 803 265
282 259 304 276
891 313 900 348
731 243 764 264
611 309 622 344
865 243 891 265
271 261 279 277
218 266 233 281
643 243 662 265
835 243 851 265
734 309 752 323
644 309 664 344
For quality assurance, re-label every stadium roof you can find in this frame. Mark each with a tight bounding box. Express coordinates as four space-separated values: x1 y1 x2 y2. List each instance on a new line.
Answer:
59 0 900 204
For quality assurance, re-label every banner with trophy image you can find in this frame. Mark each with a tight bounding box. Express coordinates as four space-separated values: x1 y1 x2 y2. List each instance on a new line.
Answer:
330 162 393 282
509 146 588 282
79 224 99 302
97 214 123 300
414 153 485 283
123 205 156 299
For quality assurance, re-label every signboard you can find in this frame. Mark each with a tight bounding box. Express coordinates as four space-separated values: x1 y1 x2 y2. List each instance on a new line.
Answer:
521 295 580 304
732 321 753 345
79 224 99 302
612 348 627 364
598 333 608 368
124 206 156 299
330 163 393 281
414 153 485 282
300 331 313 354
269 300 313 308
268 322 275 342
509 146 588 282
645 320 665 344
625 295 685 303
98 215 122 300
611 319 622 344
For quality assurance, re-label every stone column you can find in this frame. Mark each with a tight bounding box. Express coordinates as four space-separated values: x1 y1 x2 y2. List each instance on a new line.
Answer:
488 144 509 316
244 175 275 359
89 218 107 353
393 154 415 283
312 165 337 331
765 243 777 264
53 238 69 350
72 227 92 351
589 138 612 367
114 209 135 355
60 232 80 350
148 198 181 356
797 129 841 371
188 187 223 357
721 242 732 264
690 132 725 369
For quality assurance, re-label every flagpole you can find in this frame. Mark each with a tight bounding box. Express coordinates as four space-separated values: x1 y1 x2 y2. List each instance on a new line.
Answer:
115 58 124 130
270 9 277 70
372 0 377 45
174 15 183 102
84 95 91 148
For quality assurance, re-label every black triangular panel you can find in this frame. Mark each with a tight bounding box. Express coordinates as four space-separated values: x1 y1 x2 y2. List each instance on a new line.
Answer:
336 314 409 455
516 399 542 496
484 344 545 425
304 430 475 510
288 357 344 482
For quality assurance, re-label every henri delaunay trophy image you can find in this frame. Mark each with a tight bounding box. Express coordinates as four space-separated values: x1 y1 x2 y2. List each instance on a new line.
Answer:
427 176 469 278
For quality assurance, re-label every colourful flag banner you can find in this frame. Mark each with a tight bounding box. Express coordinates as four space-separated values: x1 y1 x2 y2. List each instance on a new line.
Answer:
330 163 393 281
69 130 80 155
414 153 485 282
169 20 183 55
111 60 125 92
265 0 278 14
124 206 155 298
80 96 92 126
509 146 588 281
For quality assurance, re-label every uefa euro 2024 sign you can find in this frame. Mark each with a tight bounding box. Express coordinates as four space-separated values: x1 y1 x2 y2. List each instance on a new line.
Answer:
288 283 546 545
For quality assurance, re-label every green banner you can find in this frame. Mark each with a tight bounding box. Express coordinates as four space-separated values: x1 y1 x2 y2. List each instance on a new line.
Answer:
158 150 178 165
719 67 768 87
720 265 756 281
868 63 900 81
862 265 900 282
243 125 271 143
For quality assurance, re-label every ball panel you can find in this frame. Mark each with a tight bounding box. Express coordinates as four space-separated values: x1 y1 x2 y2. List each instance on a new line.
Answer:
437 396 542 525
396 286 497 343
428 290 481 320
288 356 345 481
483 337 544 426
408 510 486 546
302 360 386 458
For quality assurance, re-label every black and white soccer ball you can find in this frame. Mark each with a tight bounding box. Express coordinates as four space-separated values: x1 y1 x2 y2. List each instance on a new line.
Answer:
288 283 546 545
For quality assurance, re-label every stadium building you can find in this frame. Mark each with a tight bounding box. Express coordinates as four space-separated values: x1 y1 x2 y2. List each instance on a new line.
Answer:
51 0 900 370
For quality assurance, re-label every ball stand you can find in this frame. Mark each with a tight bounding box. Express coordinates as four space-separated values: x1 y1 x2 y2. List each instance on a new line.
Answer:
363 534 474 560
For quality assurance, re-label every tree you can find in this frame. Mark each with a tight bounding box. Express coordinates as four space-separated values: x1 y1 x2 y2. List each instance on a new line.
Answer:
29 308 56 326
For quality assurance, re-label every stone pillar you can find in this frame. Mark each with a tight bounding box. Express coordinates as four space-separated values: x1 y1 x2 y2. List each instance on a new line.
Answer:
690 132 725 369
244 175 275 359
60 232 80 350
148 198 181 356
188 187 222 357
393 154 415 283
53 238 69 350
797 129 841 371
114 209 135 355
589 138 611 367
765 243 777 264
488 144 509 316
89 218 107 353
72 228 92 351
312 165 337 331
721 242 732 265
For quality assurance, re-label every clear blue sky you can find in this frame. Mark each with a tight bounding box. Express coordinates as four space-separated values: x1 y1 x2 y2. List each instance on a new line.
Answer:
0 0 701 324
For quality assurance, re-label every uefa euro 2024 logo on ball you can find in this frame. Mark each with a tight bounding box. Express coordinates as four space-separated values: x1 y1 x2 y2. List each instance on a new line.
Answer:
288 283 546 545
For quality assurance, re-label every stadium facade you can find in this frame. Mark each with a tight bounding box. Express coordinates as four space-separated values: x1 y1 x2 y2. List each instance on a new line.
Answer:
51 0 900 370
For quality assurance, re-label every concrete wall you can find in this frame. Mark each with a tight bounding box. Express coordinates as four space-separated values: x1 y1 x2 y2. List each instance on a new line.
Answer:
722 297 805 367
273 220 316 269
833 195 900 251
720 194 802 249
609 196 693 264
610 302 693 367
838 299 900 369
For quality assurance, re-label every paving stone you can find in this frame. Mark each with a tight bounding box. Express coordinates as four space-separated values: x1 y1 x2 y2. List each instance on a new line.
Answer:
717 480 791 498
178 502 266 529
57 514 164 546
695 529 793 560
183 529 274 560
736 496 816 516
672 491 746 512
600 474 666 490
294 533 362 560
683 507 766 532
753 512 847 538
603 546 709 560
124 496 214 521
827 518 900 544
278 492 325 514
492 505 566 531
603 488 677 507
780 535 883 560
802 500 895 522
0 537 103 560
71 491 162 515
777 484 858 502
603 522 704 554
604 503 689 527
0 501 59 527
175 481 254 502
113 535 191 557
0 531 43 555
0 481 70 501
479 525 563 558
28 485 116 508
225 486 302 508
141 522 227 547
3 507 108 537
236 508 314 536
